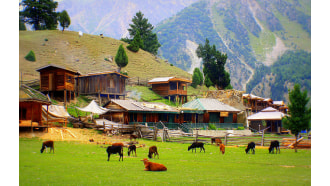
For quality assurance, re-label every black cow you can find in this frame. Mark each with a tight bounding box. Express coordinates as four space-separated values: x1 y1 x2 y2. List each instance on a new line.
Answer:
188 142 205 153
245 142 255 154
269 140 280 154
128 145 137 157
106 145 124 161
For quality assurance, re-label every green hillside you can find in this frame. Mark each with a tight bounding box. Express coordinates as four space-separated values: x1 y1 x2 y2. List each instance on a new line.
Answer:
19 30 191 81
155 0 311 92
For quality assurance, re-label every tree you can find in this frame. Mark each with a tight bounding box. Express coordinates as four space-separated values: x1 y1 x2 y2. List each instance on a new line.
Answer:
127 30 144 52
125 11 161 55
196 38 231 89
204 75 213 88
115 44 128 72
282 84 311 152
59 10 70 32
20 0 59 30
191 68 203 88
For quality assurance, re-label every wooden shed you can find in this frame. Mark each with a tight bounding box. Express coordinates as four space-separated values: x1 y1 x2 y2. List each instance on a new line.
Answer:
76 71 129 102
148 77 191 104
36 64 80 105
19 85 51 131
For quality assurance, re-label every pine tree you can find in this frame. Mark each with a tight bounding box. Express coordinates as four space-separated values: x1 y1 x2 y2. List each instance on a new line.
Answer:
196 38 231 89
204 75 213 88
115 44 128 72
127 30 144 52
282 84 311 152
192 68 203 88
20 0 59 30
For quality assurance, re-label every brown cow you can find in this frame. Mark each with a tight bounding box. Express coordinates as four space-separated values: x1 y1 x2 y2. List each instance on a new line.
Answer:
111 142 124 147
130 134 139 141
219 144 225 154
148 146 159 159
40 140 54 153
141 158 167 171
211 137 222 145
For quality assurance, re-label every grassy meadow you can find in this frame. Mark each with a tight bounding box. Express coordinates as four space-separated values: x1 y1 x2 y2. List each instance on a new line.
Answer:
20 138 311 185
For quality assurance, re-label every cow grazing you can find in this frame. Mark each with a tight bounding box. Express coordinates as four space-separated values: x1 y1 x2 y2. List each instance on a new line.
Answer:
148 146 159 159
141 158 167 171
106 145 123 161
269 140 280 154
219 144 225 154
130 134 138 141
128 145 137 157
211 137 222 145
40 140 54 153
245 142 255 154
188 142 205 153
111 142 124 147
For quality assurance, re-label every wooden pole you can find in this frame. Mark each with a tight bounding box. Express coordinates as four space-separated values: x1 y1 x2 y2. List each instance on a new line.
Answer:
261 130 265 146
31 103 34 133
225 134 227 146
46 105 49 132
195 129 198 142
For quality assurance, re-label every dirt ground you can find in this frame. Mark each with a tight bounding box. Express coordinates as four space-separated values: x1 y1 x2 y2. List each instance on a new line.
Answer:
19 127 134 145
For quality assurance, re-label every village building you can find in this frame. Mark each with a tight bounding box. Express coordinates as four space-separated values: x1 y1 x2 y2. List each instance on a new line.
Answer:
101 99 179 124
182 98 241 124
148 77 191 104
247 107 286 133
36 64 80 105
19 85 51 131
76 71 129 103
243 93 287 114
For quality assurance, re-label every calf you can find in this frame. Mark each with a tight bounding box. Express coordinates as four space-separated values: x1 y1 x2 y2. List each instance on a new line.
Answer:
269 140 280 154
111 142 124 147
148 146 159 159
219 144 225 154
106 145 123 161
245 142 255 154
141 158 167 171
130 134 138 141
188 142 205 153
128 145 137 157
211 137 222 145
40 140 54 153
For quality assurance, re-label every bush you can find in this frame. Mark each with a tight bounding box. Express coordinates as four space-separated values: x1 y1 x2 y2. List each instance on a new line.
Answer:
237 126 245 130
44 38 48 41
208 124 216 130
25 50 36 61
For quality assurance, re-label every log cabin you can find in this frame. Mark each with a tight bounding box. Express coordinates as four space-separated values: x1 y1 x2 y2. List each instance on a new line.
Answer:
76 71 129 103
36 64 80 105
19 85 51 131
148 77 191 104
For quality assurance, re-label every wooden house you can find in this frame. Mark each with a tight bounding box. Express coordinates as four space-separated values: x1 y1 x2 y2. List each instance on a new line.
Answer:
148 77 191 104
182 98 241 123
19 85 51 131
76 71 129 102
102 99 179 124
36 64 80 105
247 107 286 133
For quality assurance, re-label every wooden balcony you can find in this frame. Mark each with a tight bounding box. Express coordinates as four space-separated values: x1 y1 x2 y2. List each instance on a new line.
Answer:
168 89 187 95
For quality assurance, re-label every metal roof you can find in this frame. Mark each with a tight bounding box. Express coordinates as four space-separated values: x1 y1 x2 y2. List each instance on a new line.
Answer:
148 77 191 84
182 98 241 113
36 64 80 74
19 85 51 104
109 100 179 113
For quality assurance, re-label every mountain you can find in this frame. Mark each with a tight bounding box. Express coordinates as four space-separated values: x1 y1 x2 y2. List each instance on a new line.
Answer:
19 30 191 81
154 0 311 97
56 0 199 39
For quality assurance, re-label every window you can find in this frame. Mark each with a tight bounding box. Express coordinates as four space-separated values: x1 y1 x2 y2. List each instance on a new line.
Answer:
66 75 73 84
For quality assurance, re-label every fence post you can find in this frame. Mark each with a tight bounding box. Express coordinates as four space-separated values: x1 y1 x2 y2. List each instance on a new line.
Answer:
261 130 265 146
225 134 227 146
195 129 198 142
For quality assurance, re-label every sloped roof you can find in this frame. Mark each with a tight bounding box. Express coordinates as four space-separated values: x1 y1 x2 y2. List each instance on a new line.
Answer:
273 101 285 105
19 85 51 104
77 71 129 78
182 98 241 113
148 77 191 84
247 107 285 121
108 99 179 113
261 107 278 112
36 64 80 74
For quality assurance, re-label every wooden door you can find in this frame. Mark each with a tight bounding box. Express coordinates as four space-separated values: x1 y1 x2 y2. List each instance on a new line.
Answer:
49 73 54 91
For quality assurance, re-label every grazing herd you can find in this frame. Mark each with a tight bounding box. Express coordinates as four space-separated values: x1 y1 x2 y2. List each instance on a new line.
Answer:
40 137 281 172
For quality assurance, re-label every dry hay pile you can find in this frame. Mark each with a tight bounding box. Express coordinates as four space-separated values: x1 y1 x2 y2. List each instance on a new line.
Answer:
19 127 133 145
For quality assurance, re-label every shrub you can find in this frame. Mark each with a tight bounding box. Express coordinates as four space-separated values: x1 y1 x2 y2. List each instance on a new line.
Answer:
208 124 217 130
25 50 36 61
237 126 245 130
44 38 48 41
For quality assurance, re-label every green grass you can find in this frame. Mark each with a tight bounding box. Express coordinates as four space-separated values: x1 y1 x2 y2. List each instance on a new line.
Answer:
20 138 311 185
